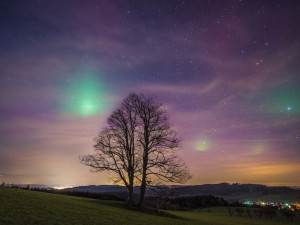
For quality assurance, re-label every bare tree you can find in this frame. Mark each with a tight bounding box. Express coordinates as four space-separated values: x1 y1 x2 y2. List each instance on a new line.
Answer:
134 94 191 207
80 93 191 207
80 94 139 205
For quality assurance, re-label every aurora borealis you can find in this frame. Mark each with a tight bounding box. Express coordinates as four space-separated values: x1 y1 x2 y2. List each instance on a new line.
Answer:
61 72 109 116
0 0 300 187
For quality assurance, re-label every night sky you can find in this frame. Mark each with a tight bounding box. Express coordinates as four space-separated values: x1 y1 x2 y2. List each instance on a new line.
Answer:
1 0 300 187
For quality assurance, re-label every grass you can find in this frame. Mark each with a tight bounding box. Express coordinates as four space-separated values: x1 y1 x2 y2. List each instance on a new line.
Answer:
1 187 299 225
171 207 300 225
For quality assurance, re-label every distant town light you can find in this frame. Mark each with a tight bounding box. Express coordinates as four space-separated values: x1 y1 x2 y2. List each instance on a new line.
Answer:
54 186 72 190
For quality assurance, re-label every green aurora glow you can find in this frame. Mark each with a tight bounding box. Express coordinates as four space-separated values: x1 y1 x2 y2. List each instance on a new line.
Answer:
62 73 108 116
266 89 300 115
195 139 210 151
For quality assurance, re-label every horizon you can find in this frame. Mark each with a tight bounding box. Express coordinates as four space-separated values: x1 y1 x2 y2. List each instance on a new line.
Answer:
4 182 300 189
1 1 300 187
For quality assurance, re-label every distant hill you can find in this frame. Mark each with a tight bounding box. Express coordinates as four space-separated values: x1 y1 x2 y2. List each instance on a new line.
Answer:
66 185 127 193
66 183 300 202
8 183 300 202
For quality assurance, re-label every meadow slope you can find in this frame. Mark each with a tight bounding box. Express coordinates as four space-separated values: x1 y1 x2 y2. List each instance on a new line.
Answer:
0 187 298 225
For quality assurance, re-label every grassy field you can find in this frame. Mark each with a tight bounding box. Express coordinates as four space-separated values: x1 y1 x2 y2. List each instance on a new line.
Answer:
172 207 300 225
0 187 299 225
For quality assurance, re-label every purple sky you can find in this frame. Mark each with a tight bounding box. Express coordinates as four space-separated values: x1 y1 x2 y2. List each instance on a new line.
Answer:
0 0 300 187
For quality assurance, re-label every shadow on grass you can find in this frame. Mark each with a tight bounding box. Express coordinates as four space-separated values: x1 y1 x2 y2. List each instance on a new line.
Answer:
80 198 188 221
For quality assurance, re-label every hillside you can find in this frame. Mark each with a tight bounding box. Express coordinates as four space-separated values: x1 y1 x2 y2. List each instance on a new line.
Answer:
0 187 186 225
1 187 299 225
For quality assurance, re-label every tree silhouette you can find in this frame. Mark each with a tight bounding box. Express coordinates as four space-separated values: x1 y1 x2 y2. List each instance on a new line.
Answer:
80 94 139 205
80 93 191 207
134 94 191 207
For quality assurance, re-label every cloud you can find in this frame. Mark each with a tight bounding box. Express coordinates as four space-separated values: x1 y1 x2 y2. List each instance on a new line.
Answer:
136 79 221 96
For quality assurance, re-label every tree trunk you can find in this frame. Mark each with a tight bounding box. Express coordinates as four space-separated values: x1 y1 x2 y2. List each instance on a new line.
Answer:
127 186 134 206
139 151 148 208
139 178 146 208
